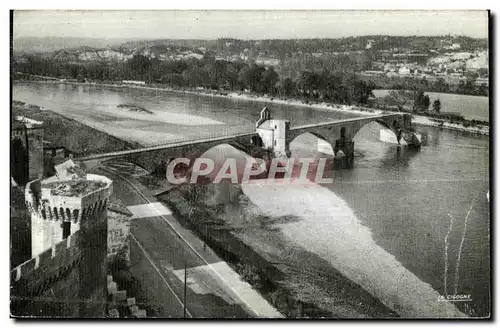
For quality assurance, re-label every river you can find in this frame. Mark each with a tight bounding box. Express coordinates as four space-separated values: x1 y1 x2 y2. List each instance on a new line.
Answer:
13 82 490 317
13 82 361 146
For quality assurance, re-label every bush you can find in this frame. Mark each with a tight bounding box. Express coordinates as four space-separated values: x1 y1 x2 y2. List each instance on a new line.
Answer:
234 263 264 290
268 289 304 317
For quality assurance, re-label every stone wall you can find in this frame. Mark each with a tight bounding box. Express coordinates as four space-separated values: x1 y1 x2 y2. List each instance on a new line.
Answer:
106 275 147 318
27 127 44 182
10 215 108 318
107 202 133 264
11 184 31 268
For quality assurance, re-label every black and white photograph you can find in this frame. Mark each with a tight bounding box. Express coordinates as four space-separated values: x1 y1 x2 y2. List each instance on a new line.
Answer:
9 9 491 319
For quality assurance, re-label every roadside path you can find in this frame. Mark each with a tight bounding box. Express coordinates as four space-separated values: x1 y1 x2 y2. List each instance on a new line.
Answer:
94 162 283 318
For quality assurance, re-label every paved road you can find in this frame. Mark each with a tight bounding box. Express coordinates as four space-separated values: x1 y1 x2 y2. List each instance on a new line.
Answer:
93 162 282 318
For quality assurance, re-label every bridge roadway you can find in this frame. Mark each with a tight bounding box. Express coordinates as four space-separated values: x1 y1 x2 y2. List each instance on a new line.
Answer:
76 114 403 162
290 113 402 133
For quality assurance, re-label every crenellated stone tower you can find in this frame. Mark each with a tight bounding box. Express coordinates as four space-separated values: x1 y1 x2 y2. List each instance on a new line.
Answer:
11 160 113 317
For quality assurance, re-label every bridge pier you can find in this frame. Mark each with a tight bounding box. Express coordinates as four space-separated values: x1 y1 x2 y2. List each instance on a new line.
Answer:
333 138 354 169
334 139 354 158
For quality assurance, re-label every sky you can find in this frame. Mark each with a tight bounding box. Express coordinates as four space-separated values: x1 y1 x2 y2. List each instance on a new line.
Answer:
13 10 489 40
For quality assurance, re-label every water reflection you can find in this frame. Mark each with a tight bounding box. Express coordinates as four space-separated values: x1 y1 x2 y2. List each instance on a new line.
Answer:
417 130 433 147
379 146 420 169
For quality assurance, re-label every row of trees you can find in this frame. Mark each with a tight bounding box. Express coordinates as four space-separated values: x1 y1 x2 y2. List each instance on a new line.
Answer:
357 72 488 97
389 76 488 97
385 89 443 113
14 54 377 105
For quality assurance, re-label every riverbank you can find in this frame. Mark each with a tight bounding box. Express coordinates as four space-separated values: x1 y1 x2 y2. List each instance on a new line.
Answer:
12 100 140 156
241 182 467 318
158 182 398 318
412 115 489 135
15 79 489 136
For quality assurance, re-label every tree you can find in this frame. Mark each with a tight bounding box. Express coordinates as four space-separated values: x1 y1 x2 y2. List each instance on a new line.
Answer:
126 54 151 79
477 68 488 78
433 99 441 113
455 78 476 95
413 90 430 112
261 67 279 95
281 77 296 98
183 66 202 87
352 80 376 104
238 64 265 92
298 71 321 98
385 89 416 111
477 83 488 96
222 62 241 90
433 78 450 93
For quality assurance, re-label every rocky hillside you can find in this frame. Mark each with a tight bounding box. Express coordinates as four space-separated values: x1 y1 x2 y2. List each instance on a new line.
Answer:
13 37 134 54
14 39 211 64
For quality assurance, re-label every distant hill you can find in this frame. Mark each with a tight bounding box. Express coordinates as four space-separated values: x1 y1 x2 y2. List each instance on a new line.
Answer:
12 35 489 69
113 39 218 52
12 37 139 54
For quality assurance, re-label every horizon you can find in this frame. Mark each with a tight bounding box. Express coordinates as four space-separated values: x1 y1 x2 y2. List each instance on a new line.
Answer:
13 34 489 41
13 10 489 40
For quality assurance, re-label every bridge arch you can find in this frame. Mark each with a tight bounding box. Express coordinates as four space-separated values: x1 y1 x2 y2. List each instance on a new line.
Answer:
348 118 405 149
289 131 335 157
250 135 264 148
351 118 402 139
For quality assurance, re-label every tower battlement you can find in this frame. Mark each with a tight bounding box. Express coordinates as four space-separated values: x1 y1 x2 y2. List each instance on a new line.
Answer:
26 160 113 259
25 174 112 224
11 228 86 287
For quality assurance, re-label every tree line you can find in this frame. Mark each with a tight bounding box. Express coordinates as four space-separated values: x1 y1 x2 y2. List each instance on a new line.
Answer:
359 74 489 97
391 76 488 97
13 54 377 105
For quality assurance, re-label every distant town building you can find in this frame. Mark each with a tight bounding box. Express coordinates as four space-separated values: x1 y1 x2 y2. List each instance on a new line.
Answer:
122 80 146 85
361 70 385 76
365 39 375 49
384 63 397 72
398 66 411 75
186 53 204 60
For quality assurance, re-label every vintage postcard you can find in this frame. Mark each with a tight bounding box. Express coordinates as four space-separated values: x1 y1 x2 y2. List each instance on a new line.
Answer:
10 10 490 319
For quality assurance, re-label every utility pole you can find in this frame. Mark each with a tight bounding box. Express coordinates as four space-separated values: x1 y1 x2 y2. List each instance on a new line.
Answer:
203 225 207 251
184 261 187 318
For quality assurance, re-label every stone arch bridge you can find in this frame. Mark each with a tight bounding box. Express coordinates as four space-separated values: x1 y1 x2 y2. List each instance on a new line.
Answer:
75 109 416 173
